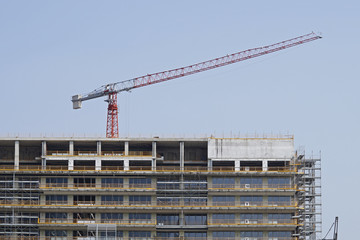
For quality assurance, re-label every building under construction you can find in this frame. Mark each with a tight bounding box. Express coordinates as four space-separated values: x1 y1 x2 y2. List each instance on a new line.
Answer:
0 136 322 240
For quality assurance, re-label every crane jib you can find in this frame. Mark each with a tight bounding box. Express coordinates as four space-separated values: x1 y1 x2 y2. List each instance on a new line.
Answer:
71 32 322 137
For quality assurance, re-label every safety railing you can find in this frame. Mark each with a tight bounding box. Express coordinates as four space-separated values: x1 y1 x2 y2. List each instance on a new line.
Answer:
40 184 155 190
0 199 39 205
101 183 124 188
0 165 297 173
101 166 124 171
101 201 124 205
210 184 295 190
128 166 152 171
208 218 297 225
39 219 155 225
45 150 154 157
73 183 96 188
0 237 298 240
45 200 68 205
128 184 152 189
73 166 96 170
0 200 297 208
74 201 96 206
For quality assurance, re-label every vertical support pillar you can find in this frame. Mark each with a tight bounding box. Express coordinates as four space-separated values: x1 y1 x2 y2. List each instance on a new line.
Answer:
124 159 129 171
180 142 184 171
69 141 74 155
235 160 241 171
68 159 74 170
262 160 268 171
179 210 184 226
14 140 19 170
41 141 47 156
152 141 157 171
95 158 101 171
208 159 212 171
97 141 101 155
180 141 185 194
41 141 47 170
124 142 129 156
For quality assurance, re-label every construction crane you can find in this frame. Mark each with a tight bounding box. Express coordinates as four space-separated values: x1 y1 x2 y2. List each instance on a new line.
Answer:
322 216 339 240
72 32 321 138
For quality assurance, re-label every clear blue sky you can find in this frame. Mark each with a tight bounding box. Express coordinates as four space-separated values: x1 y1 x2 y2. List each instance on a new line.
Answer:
0 1 359 238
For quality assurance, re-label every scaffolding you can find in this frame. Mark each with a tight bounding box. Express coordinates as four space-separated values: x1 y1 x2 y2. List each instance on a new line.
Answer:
296 151 322 240
0 173 40 238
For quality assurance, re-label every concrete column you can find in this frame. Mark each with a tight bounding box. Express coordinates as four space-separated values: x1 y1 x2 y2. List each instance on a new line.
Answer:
179 211 184 226
180 142 184 171
69 141 74 155
152 141 157 171
40 212 45 223
97 141 101 155
235 160 241 171
235 196 240 206
208 159 212 171
41 158 46 170
207 176 212 188
152 159 156 171
95 195 101 205
68 195 73 205
68 159 74 170
41 141 47 156
41 141 47 170
123 196 129 205
152 141 157 158
95 158 101 171
68 177 74 188
95 177 101 188
124 142 129 155
40 195 45 205
124 159 129 171
262 160 268 171
14 141 19 170
95 213 101 223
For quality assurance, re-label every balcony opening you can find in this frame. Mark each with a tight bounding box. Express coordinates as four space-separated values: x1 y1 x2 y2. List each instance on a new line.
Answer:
74 160 95 171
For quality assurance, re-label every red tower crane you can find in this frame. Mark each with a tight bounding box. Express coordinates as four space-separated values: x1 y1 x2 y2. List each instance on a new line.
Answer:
72 32 321 138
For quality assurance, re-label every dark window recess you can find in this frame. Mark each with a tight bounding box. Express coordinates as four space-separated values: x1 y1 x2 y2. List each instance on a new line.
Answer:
184 232 207 238
156 232 179 238
184 215 207 225
101 178 123 188
74 178 95 187
74 195 95 205
45 230 67 237
129 231 151 238
240 232 263 237
213 231 235 239
157 214 179 225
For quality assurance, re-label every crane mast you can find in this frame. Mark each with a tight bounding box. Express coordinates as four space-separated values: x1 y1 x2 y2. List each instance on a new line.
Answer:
72 32 321 138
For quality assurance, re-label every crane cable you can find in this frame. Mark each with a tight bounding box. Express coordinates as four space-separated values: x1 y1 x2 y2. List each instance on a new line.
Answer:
322 221 335 240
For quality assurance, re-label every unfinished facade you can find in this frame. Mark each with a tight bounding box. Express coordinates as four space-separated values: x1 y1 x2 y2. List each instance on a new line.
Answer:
0 136 321 240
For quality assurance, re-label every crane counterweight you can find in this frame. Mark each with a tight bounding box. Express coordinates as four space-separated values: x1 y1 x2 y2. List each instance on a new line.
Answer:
72 32 322 138
72 95 82 109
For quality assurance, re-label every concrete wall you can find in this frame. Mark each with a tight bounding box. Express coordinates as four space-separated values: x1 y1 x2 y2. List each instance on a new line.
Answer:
208 138 294 160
